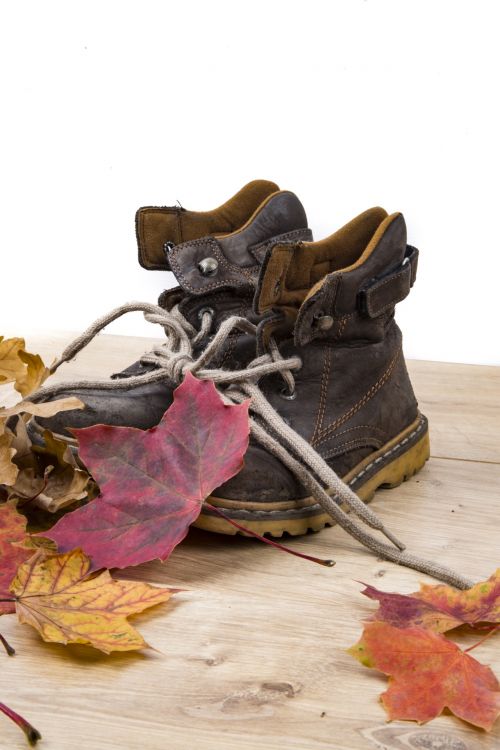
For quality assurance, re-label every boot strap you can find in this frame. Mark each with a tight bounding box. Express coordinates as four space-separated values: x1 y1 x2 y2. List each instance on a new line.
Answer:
358 246 419 318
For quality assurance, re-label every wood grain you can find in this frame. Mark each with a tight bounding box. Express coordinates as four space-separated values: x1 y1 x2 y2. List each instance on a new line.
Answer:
1 333 499 750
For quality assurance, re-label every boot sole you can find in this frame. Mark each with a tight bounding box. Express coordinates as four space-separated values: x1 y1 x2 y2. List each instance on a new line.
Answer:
195 413 429 537
28 413 429 539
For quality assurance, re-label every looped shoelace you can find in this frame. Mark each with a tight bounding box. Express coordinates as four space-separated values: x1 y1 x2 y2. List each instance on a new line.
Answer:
30 301 473 589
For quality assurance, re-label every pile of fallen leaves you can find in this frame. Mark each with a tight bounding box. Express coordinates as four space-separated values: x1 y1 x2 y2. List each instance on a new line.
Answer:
1 335 500 745
0 336 249 745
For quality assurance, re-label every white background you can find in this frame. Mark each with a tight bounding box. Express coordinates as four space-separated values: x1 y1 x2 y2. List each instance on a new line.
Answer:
1 0 499 365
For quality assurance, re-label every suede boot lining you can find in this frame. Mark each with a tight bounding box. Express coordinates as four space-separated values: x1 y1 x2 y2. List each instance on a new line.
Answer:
137 179 279 270
259 208 399 311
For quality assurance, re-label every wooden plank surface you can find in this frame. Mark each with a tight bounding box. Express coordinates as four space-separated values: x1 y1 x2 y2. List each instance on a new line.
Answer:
1 332 499 750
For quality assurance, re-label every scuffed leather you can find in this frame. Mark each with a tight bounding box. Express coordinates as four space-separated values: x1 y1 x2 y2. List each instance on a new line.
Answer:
167 191 312 296
217 214 421 504
37 377 176 436
360 245 418 317
219 191 309 266
255 213 416 348
37 203 421 511
217 320 418 502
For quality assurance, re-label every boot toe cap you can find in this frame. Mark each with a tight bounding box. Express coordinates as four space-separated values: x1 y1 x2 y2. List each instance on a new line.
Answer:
214 442 306 503
35 382 175 437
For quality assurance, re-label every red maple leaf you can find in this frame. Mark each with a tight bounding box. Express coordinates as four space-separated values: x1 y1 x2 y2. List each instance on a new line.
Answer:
360 571 500 633
44 373 249 570
0 503 33 615
349 622 500 730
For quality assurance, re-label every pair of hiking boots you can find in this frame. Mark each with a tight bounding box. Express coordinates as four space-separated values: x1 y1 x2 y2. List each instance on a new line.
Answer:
31 179 428 540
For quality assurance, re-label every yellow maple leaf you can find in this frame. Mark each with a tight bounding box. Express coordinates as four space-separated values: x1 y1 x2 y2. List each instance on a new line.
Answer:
10 549 176 653
0 427 19 485
0 337 52 398
14 351 51 398
0 337 26 384
0 430 18 485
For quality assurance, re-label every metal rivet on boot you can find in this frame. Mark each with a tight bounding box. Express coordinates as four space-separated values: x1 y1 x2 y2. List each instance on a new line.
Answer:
313 313 334 331
163 241 174 255
198 257 219 277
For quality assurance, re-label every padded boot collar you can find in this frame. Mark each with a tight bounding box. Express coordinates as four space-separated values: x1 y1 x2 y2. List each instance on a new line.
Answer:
255 210 418 346
136 180 281 271
164 191 312 296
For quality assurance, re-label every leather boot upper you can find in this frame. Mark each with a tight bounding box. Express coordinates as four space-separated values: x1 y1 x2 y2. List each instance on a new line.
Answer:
217 209 420 502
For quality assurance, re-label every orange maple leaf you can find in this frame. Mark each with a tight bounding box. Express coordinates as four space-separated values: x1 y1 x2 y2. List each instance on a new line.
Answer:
361 570 500 633
349 622 500 731
0 503 33 615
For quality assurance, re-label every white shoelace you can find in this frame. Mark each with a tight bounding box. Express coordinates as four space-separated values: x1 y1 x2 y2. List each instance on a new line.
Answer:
30 301 473 589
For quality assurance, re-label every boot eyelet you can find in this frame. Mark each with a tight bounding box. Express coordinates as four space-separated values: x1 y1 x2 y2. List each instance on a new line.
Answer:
197 306 215 321
198 257 219 277
279 387 296 400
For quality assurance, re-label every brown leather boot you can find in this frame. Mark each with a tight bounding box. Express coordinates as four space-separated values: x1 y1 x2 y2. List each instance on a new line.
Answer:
136 179 310 271
198 207 429 537
30 180 312 438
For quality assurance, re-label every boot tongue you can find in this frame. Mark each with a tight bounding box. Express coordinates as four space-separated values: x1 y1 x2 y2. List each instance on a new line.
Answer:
166 191 312 296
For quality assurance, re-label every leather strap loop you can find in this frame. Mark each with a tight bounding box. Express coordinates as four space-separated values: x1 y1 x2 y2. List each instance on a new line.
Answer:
358 246 419 318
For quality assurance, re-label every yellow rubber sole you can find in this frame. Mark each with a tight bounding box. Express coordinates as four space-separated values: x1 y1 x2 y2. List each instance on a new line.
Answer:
194 415 430 537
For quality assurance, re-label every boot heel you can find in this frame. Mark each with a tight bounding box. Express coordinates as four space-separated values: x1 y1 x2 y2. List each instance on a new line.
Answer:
351 424 430 503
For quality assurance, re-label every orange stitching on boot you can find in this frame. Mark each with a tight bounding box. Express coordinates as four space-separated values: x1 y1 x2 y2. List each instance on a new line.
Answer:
335 314 348 339
347 416 425 486
169 239 257 293
321 423 389 441
311 345 332 444
323 436 384 453
366 267 409 316
313 349 402 447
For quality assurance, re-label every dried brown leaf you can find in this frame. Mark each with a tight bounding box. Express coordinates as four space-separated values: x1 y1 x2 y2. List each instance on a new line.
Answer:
0 431 18 486
14 351 51 398
28 430 90 511
0 396 84 421
0 337 26 385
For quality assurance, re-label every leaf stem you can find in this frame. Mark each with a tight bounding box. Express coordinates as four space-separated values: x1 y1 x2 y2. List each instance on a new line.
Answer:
464 624 500 653
0 702 41 746
0 633 15 656
204 502 335 567
17 477 49 509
